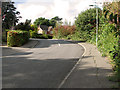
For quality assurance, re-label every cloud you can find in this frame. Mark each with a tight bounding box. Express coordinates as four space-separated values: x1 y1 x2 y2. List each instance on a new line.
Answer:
16 0 112 24
52 0 70 22
17 2 51 23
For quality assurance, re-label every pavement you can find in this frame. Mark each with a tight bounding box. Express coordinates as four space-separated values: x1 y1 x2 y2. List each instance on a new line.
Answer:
61 42 118 88
2 39 118 88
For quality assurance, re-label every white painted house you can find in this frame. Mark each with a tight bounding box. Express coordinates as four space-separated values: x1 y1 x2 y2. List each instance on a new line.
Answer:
38 25 53 35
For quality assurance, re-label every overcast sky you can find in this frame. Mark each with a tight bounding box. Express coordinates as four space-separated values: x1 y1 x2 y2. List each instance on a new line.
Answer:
12 0 112 24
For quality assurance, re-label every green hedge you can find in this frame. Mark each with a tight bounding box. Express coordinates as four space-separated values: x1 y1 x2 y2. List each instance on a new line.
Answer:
7 30 29 47
29 30 53 39
97 23 118 57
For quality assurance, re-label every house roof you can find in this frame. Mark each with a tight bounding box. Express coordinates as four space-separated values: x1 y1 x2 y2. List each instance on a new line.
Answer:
39 25 49 31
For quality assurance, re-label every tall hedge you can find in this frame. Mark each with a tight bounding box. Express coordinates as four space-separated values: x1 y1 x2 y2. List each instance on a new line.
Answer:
7 30 29 47
75 8 101 41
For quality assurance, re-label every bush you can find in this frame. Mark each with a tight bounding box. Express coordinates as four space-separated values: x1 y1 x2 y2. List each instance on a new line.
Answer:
14 19 37 31
29 30 53 39
95 23 119 72
29 30 38 38
97 23 118 56
53 25 76 39
7 30 29 47
75 8 101 41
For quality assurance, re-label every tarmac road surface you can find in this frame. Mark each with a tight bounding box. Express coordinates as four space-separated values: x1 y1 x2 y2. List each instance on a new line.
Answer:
2 39 84 88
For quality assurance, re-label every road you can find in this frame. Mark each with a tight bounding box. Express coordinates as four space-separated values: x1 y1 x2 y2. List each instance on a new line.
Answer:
2 39 84 88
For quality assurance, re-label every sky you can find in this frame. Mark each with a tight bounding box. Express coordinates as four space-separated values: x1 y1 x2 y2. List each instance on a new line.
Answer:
12 0 113 25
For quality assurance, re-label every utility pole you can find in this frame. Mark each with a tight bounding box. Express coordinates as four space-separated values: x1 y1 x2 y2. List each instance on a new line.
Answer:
89 0 99 47
96 2 98 47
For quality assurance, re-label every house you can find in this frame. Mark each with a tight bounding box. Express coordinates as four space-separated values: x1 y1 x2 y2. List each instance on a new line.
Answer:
38 25 53 35
47 26 53 35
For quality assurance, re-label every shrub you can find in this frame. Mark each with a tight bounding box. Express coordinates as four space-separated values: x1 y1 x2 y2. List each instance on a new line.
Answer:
97 23 118 56
95 23 119 72
7 30 29 47
29 30 53 39
29 30 38 38
53 25 76 39
14 19 37 31
75 8 101 41
48 35 53 39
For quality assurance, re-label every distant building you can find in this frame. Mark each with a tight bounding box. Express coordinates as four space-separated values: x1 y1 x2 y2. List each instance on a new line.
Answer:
38 25 53 35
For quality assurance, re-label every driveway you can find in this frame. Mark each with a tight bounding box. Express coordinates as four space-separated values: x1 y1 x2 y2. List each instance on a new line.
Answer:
2 39 84 88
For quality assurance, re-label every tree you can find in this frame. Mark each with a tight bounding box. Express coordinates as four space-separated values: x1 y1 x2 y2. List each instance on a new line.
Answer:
34 16 62 28
33 17 50 26
50 16 62 27
2 2 21 30
49 19 56 27
15 19 34 31
103 2 120 27
75 8 101 40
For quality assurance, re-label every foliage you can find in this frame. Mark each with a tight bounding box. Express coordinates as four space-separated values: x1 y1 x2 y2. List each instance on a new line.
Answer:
103 2 120 29
67 31 86 41
34 17 50 26
2 2 21 30
7 30 29 47
53 25 76 39
33 16 62 28
97 23 118 56
29 30 53 39
103 1 120 82
75 8 101 41
29 30 38 38
14 19 35 31
49 16 63 27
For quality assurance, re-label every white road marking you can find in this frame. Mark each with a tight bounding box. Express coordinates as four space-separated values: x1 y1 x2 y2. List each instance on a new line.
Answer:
58 43 60 46
58 43 86 88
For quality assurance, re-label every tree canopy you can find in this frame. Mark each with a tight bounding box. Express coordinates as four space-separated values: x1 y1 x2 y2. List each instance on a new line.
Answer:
75 8 101 40
14 19 37 31
33 16 62 27
75 8 101 32
103 2 120 27
33 17 50 26
2 2 21 30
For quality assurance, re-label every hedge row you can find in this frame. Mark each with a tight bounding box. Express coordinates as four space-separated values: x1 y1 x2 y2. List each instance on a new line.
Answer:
29 30 53 39
7 30 29 47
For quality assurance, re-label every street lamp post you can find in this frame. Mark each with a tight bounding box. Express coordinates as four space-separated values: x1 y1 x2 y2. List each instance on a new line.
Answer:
89 4 99 47
96 7 98 47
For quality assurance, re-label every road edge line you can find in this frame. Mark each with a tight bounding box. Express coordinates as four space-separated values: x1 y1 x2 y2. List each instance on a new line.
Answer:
31 40 39 48
78 43 86 57
58 43 86 88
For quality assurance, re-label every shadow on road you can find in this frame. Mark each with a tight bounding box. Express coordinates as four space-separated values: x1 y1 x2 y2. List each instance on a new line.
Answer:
2 39 113 88
29 39 86 49
2 50 113 88
3 53 79 88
